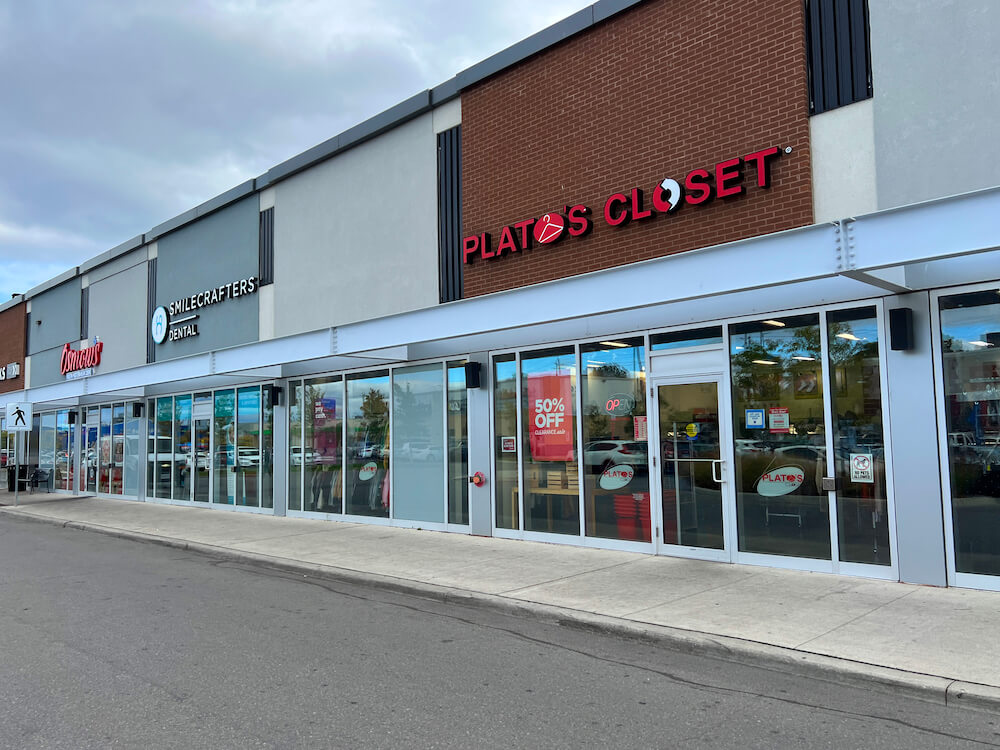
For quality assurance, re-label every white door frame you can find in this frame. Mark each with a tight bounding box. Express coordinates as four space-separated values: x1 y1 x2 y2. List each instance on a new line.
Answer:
648 367 735 563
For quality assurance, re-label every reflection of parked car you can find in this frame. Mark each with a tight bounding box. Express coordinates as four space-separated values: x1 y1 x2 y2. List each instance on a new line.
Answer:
238 447 259 467
949 432 976 448
290 447 319 466
734 439 766 454
399 441 442 461
584 440 648 472
773 445 826 462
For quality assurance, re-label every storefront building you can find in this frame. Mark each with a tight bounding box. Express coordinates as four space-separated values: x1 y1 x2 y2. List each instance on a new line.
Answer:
3 0 1000 590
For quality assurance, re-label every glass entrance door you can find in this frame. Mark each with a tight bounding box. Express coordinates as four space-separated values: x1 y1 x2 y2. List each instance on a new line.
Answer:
654 378 728 555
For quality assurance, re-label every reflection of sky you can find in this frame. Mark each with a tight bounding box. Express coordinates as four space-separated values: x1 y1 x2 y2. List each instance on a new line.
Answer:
582 345 646 376
521 351 576 376
942 303 1000 350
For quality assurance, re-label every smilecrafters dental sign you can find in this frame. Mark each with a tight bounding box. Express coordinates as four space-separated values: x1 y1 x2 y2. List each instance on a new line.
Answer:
151 276 259 344
462 145 788 264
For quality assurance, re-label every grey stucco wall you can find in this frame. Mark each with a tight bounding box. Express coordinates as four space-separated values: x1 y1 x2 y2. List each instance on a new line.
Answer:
27 279 80 356
153 197 259 360
871 0 1000 209
271 113 439 339
88 260 148 373
27 279 82 387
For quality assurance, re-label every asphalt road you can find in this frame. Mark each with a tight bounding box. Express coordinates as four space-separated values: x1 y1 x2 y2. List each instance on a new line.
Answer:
1 515 999 750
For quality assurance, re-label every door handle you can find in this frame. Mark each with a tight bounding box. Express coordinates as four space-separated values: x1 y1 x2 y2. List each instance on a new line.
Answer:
712 459 723 484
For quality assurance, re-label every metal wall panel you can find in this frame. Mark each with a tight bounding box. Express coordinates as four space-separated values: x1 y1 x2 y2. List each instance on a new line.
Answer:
806 0 873 115
259 207 274 286
437 125 462 303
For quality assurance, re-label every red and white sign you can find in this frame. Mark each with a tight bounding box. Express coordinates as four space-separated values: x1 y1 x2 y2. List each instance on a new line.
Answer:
526 374 575 461
358 461 378 481
633 416 648 441
768 407 790 433
462 145 784 265
756 466 805 497
532 213 566 244
501 436 517 453
60 340 103 375
599 464 634 491
850 453 874 483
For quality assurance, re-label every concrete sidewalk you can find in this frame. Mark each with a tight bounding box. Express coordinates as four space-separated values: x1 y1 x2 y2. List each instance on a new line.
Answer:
2 493 999 712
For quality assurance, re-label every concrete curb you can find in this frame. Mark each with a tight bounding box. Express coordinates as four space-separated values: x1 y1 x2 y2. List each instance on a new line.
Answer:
3 506 998 715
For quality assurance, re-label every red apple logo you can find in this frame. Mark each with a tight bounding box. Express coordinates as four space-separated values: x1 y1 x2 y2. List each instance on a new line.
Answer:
533 212 566 244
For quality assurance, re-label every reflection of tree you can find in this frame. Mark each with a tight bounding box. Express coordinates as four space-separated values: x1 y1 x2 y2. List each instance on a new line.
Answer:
584 404 610 440
360 388 388 439
592 363 627 379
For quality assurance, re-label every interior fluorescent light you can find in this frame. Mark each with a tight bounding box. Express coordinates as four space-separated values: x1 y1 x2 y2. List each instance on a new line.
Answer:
970 340 990 347
598 341 629 348
752 359 777 366
792 356 816 361
762 320 785 328
734 346 744 351
836 332 860 341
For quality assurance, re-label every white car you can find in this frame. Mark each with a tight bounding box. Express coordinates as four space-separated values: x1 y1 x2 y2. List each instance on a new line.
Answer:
584 440 648 471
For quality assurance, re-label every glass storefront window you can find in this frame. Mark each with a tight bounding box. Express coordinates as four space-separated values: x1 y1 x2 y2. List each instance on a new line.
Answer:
40 413 55 490
236 387 261 507
124 405 140 497
261 387 274 510
447 361 469 525
730 314 831 560
580 338 649 541
828 308 889 566
154 399 171 499
111 403 125 495
56 410 71 491
521 347 579 536
941 291 1000 576
193 393 212 503
146 400 155 498
288 381 303 511
87 407 99 494
345 372 390 517
392 364 445 523
214 390 236 505
100 405 113 494
173 396 192 501
650 326 724 351
303 377 343 513
494 355 518 530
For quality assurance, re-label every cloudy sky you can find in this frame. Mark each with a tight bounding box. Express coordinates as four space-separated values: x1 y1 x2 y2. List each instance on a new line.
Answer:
0 0 590 299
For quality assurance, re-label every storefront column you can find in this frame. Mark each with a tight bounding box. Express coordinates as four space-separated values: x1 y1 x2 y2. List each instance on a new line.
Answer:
467 352 492 536
885 292 948 586
272 385 287 516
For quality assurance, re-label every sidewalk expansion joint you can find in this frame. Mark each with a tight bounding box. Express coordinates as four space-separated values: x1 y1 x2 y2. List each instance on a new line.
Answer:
497 558 645 596
793 586 919 650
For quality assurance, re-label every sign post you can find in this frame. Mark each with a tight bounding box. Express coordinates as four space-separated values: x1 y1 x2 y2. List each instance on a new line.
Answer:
6 402 33 507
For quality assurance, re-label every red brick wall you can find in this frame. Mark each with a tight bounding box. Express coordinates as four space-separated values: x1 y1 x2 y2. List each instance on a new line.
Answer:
0 303 26 394
461 0 813 297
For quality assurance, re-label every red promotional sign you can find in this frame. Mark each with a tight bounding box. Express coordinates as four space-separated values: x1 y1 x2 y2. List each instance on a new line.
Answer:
526 374 575 462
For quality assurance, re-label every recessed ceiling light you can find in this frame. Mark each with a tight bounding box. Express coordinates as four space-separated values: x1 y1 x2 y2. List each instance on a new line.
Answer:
836 333 860 341
762 320 785 328
970 340 990 347
598 341 629 348
752 359 778 366
792 356 816 361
